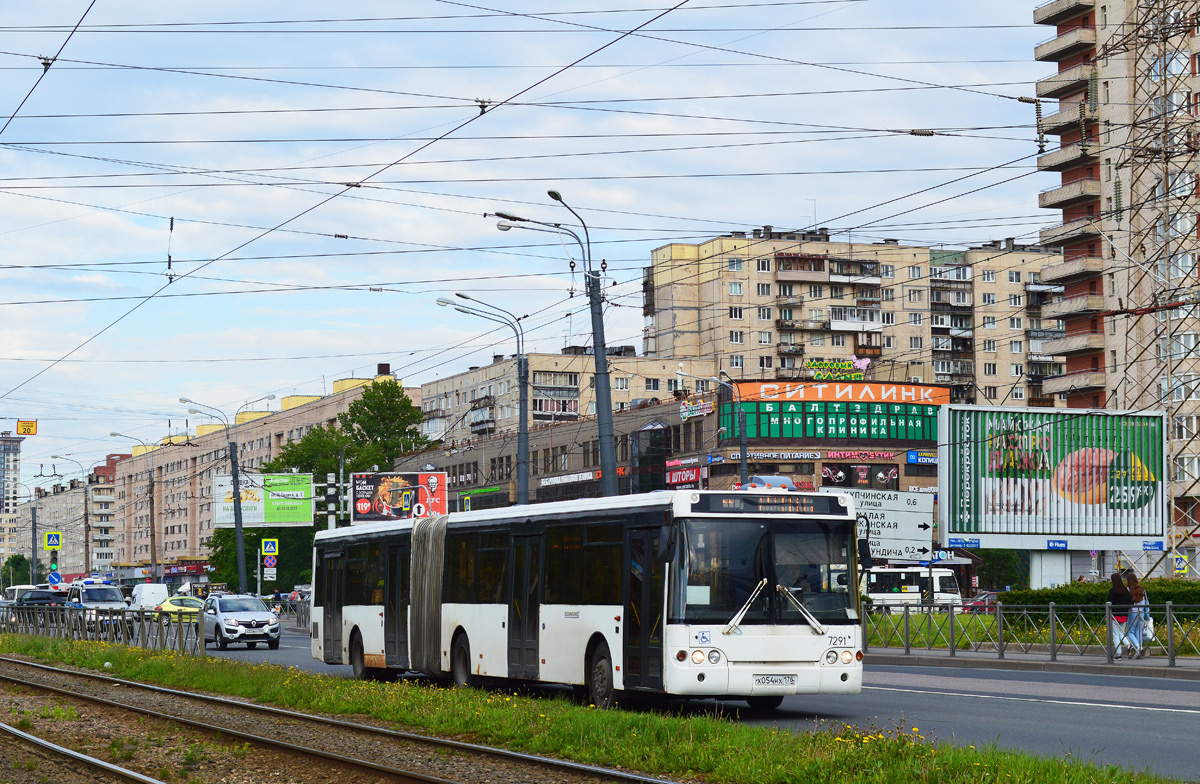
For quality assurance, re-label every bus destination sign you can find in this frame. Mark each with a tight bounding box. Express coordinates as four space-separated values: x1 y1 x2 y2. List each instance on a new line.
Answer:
691 493 850 516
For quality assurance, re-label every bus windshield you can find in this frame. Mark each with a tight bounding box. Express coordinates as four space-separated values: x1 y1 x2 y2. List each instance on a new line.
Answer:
668 518 856 625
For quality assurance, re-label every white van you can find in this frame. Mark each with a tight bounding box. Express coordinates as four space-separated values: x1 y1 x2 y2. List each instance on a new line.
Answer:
130 583 169 612
865 566 963 612
2 584 37 605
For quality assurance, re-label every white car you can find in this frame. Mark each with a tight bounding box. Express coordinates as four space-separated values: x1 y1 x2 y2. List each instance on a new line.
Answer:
202 594 281 650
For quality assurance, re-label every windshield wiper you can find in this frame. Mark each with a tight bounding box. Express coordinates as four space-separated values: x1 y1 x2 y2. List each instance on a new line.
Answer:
723 577 768 635
776 584 826 635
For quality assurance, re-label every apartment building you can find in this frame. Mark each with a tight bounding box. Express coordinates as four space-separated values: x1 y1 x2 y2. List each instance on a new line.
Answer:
643 228 1064 406
13 468 118 581
0 431 24 564
106 368 418 585
419 349 717 445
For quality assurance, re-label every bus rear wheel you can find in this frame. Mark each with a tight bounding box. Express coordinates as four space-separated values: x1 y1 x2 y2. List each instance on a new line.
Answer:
451 634 474 688
745 696 784 712
587 643 615 709
350 632 368 680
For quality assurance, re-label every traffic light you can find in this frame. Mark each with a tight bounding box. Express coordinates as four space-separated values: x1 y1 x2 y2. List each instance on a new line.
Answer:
49 551 58 573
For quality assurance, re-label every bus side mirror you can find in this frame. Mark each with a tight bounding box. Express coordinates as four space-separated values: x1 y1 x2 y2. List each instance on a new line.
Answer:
856 538 873 570
657 523 677 563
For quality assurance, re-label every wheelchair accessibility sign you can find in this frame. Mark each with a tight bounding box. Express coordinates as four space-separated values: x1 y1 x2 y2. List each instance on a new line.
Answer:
697 631 712 645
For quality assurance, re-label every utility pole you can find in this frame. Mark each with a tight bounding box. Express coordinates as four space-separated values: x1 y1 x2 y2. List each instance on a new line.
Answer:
82 479 91 577
29 502 37 585
229 437 248 594
148 465 157 582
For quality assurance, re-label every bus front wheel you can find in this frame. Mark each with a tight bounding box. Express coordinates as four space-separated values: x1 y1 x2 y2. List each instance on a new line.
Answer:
587 642 615 709
452 634 474 688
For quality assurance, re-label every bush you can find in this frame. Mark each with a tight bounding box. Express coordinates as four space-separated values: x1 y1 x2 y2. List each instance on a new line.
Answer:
1000 578 1200 609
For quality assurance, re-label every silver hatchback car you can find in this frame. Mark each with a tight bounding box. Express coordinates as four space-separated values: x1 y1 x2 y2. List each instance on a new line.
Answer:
201 594 281 650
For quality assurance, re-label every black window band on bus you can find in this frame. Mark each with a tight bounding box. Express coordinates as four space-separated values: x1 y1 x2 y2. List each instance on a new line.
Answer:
689 493 850 516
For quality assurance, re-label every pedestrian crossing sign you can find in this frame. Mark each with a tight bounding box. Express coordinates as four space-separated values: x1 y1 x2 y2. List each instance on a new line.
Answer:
261 538 278 556
43 532 62 549
1175 555 1189 576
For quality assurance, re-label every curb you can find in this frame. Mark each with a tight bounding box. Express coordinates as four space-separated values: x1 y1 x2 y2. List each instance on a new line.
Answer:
866 652 1200 680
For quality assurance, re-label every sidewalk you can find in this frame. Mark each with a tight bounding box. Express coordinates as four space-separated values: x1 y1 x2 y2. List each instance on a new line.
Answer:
866 645 1200 680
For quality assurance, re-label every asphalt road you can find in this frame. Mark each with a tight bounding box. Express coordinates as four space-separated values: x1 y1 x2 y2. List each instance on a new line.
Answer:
209 629 1200 780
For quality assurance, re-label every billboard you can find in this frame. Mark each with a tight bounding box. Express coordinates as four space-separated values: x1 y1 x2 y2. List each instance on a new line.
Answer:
722 381 950 445
939 406 1168 550
350 472 448 523
214 473 314 528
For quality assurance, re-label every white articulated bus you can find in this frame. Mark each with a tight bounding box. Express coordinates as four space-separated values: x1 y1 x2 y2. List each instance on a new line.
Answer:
864 566 962 612
311 489 865 710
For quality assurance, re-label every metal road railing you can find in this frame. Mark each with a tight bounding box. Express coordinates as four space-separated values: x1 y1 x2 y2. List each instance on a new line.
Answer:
864 603 1200 666
0 607 206 657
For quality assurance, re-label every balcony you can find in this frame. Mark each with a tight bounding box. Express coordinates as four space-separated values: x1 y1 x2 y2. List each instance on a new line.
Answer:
776 268 828 283
776 367 809 380
1039 177 1101 208
776 318 803 330
854 344 883 358
1043 332 1105 354
1036 63 1092 100
1033 0 1094 26
950 327 974 338
775 295 804 307
929 277 971 290
829 308 882 333
1044 293 1106 318
1041 255 1104 283
931 301 973 312
830 272 883 286
1037 142 1099 172
1034 25 1096 62
1028 396 1057 407
1026 328 1065 340
1039 217 1102 247
1041 102 1097 134
1042 369 1106 395
776 343 805 356
1026 282 1064 295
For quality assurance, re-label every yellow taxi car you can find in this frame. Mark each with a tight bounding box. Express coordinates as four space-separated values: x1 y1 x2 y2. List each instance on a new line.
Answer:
154 595 203 622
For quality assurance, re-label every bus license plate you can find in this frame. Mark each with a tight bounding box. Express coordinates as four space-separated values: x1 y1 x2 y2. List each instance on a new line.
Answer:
753 674 796 687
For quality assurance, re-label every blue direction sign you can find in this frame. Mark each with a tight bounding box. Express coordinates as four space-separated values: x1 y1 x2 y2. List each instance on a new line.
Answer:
47 572 61 585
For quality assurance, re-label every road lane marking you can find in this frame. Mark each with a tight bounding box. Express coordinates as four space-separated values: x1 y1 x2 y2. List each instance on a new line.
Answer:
864 685 1200 715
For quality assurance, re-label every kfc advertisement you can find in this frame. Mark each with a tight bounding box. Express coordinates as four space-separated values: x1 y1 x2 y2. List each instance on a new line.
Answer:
350 472 448 523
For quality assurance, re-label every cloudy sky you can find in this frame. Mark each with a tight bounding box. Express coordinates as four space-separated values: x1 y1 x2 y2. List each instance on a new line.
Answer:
1 1 1050 483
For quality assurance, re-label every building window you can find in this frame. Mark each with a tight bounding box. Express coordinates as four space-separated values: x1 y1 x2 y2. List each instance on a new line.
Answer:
778 284 794 297
983 386 997 399
908 266 922 279
909 313 923 326
1010 340 1024 353
645 378 660 391
1008 271 1021 283
729 282 743 296
830 285 845 299
1009 317 1023 329
982 270 995 283
883 336 894 348
757 283 772 296
728 258 744 271
614 377 629 390
984 316 997 329
730 330 744 344
1011 363 1025 377
1009 294 1024 307
757 258 772 272
757 306 772 320
809 285 824 299
983 339 997 352
758 356 773 369
832 334 846 347
882 288 895 301
1011 386 1026 400
729 307 744 320
881 312 895 325
984 363 997 376
910 336 924 349
810 333 825 346
758 331 772 345
907 288 923 303
730 354 744 368
982 293 996 305
881 264 895 278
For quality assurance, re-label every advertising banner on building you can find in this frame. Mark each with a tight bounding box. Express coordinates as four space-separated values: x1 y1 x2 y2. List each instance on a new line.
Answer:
214 473 314 528
939 406 1168 550
350 472 448 523
721 381 950 446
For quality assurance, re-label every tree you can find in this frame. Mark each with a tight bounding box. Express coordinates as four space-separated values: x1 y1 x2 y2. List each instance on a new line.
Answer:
973 549 1028 592
207 379 427 591
1 554 36 589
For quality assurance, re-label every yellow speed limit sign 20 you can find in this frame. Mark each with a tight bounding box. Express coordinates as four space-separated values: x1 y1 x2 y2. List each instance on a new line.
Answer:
16 420 36 435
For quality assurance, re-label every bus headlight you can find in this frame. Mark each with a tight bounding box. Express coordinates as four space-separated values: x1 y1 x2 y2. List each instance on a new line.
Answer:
840 650 854 664
691 650 706 664
707 650 721 664
825 650 838 664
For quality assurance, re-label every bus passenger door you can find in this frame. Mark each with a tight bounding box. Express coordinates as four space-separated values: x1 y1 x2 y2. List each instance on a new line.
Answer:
385 543 410 668
623 528 664 691
507 535 541 679
322 551 344 664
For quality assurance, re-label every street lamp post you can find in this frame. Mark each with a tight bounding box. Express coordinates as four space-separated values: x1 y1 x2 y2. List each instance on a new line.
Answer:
180 395 275 594
51 455 103 578
111 433 160 583
437 295 529 504
491 191 618 496
712 372 749 487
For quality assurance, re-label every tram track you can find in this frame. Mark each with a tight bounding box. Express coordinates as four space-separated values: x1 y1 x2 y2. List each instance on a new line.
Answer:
0 655 676 784
0 720 166 784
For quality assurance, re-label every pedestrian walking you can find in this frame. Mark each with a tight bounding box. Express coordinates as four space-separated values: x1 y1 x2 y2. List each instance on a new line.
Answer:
1107 572 1133 660
1125 573 1149 660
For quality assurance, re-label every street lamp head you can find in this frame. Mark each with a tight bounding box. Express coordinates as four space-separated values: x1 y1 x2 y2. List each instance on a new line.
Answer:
435 298 455 307
179 397 193 405
718 369 732 379
495 220 516 232
187 409 201 415
454 307 474 316
547 190 563 202
265 394 276 401
493 211 525 222
455 292 472 301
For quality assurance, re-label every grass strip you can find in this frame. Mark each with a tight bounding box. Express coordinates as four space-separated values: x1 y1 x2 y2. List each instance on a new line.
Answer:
0 635 1179 784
